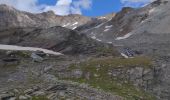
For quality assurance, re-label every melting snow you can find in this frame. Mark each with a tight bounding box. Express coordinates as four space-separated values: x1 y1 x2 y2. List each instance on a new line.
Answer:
72 22 78 26
121 53 129 58
62 23 70 27
149 8 156 14
96 39 102 41
98 17 106 19
104 29 110 32
91 36 97 39
103 25 113 32
105 25 113 28
95 23 105 28
72 27 77 30
0 44 62 55
115 32 132 40
107 42 112 44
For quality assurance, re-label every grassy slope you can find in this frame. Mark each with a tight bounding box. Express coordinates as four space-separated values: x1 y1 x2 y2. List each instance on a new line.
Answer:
64 56 156 100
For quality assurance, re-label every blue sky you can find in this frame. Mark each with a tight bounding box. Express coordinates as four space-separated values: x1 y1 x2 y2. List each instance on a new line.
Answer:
37 0 154 16
0 0 154 16
38 0 122 16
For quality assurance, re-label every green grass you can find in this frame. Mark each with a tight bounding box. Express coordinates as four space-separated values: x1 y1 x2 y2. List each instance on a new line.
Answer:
96 47 119 56
65 56 155 100
32 96 49 100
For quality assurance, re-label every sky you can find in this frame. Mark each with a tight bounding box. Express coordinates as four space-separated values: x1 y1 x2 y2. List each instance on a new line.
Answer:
0 0 155 17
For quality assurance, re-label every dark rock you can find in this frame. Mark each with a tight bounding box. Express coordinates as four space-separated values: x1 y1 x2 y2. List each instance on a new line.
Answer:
0 93 15 100
46 85 67 91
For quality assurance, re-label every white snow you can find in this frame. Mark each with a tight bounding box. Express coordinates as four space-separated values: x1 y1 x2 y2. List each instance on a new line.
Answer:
103 25 113 32
95 23 105 28
91 36 97 39
121 53 129 59
62 23 70 27
105 25 113 28
96 38 102 42
149 8 155 14
0 44 62 55
72 27 77 30
107 42 112 44
72 22 78 26
104 28 110 32
115 32 132 40
98 17 106 19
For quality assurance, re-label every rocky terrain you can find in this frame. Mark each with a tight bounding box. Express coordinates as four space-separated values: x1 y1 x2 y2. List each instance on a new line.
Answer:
0 0 170 100
0 4 91 30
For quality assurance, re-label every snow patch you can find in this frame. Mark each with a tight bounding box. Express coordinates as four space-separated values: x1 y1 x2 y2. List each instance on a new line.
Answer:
62 23 70 27
149 8 156 14
95 23 105 28
107 42 112 44
72 22 78 26
72 27 77 30
0 44 62 55
104 29 110 32
105 25 113 29
115 33 132 40
98 17 106 19
121 53 129 59
96 39 102 41
91 36 97 39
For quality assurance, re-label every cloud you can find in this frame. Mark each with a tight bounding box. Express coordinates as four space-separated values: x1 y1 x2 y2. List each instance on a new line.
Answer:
0 0 43 13
121 0 155 7
0 0 92 15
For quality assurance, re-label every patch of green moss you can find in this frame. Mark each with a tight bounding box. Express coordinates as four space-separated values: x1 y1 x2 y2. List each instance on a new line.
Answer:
96 47 119 56
65 56 155 100
32 96 49 100
16 51 31 58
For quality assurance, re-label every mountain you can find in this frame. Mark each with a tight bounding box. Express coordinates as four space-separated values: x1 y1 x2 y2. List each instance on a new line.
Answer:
0 26 118 56
0 4 91 30
0 0 170 100
78 0 170 55
76 0 170 99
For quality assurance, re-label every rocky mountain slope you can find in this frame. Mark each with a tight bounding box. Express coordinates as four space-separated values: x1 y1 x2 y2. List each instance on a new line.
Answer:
0 4 91 30
0 0 170 100
76 0 170 99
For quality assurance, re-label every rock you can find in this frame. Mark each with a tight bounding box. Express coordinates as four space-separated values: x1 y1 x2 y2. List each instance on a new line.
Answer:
2 58 19 63
8 97 17 100
24 89 34 94
35 51 47 57
19 95 28 100
72 69 82 78
47 93 57 99
85 72 91 80
59 91 65 97
46 85 67 91
31 53 44 62
32 91 45 96
44 66 53 72
0 93 15 100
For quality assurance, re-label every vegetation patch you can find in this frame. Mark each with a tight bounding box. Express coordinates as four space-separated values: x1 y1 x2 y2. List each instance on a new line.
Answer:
96 47 119 56
32 96 49 100
66 56 155 100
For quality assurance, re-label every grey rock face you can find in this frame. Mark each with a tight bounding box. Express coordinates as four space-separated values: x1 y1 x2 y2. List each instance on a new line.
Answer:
0 26 119 56
0 4 92 30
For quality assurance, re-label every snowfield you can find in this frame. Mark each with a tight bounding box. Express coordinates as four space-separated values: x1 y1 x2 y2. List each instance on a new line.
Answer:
0 44 62 55
115 32 132 40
